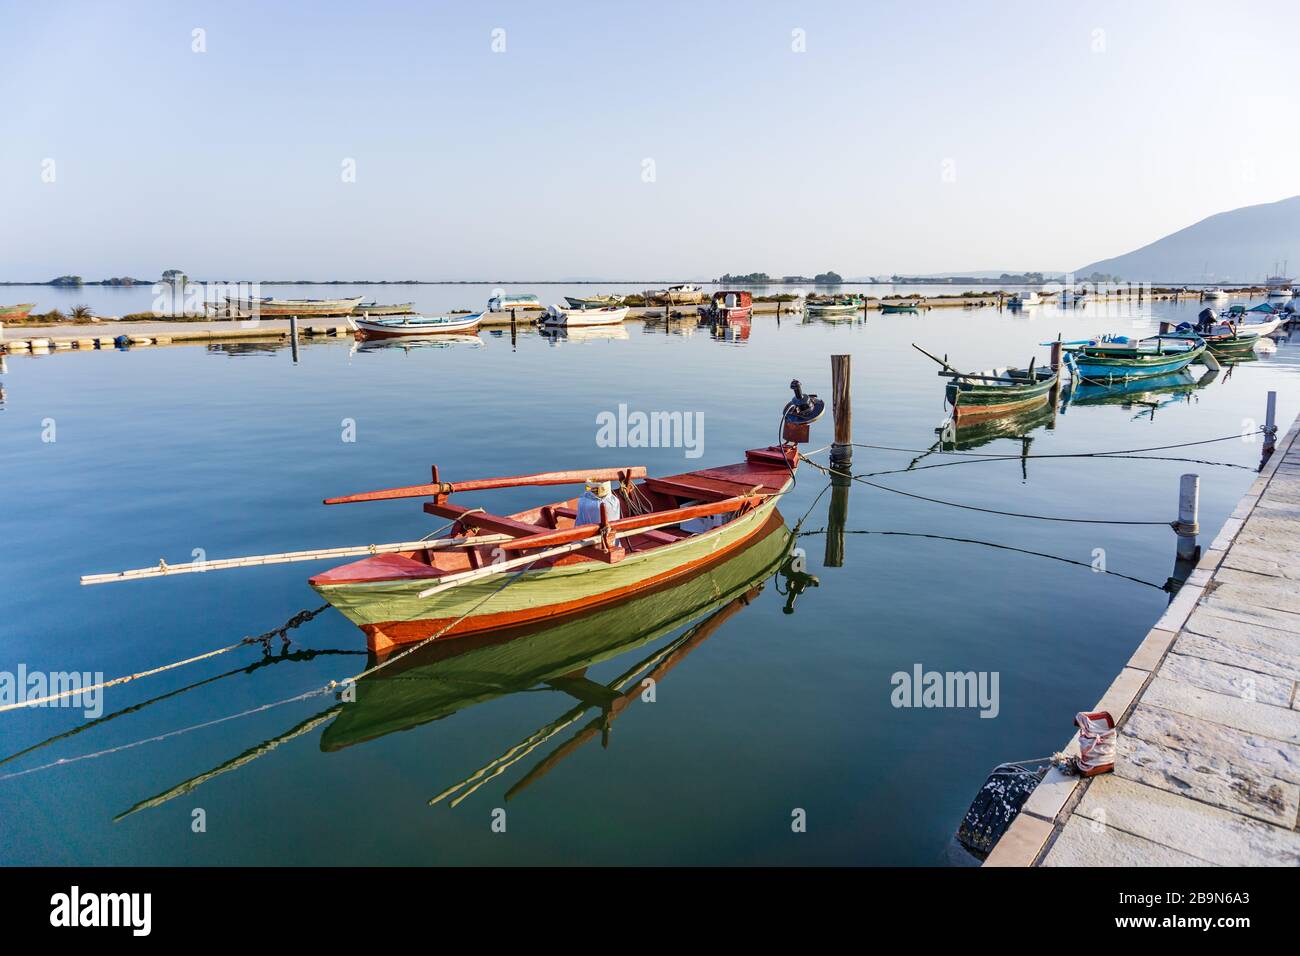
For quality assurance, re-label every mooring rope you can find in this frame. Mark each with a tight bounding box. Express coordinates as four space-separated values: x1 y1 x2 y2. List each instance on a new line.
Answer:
0 687 333 781
0 647 364 769
822 430 1262 460
0 605 332 714
849 451 1256 479
803 458 1171 525
795 527 1168 590
0 569 534 780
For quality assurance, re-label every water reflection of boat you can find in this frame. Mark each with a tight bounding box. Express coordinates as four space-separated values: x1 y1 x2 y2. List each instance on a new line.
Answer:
1060 367 1217 420
355 333 483 353
539 324 630 344
936 401 1055 451
320 511 793 754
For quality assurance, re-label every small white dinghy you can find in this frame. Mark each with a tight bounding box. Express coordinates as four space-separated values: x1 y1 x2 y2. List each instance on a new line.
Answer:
353 311 484 339
541 303 630 327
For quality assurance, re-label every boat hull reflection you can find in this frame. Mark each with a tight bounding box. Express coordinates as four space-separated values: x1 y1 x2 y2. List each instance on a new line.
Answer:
320 511 793 752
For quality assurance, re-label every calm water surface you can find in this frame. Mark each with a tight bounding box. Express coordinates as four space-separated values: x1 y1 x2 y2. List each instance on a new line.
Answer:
1 296 1296 865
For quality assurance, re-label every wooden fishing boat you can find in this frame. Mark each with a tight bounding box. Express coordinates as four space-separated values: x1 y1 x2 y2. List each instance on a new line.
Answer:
0 303 36 321
309 384 823 653
880 301 921 314
698 290 753 322
541 303 630 326
564 294 625 309
225 295 364 316
487 293 542 312
643 284 705 306
806 296 860 317
352 302 414 316
353 312 484 339
319 512 793 746
1059 333 1207 382
914 344 1058 423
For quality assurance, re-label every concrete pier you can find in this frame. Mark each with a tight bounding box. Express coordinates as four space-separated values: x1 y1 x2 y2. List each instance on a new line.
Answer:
986 412 1300 866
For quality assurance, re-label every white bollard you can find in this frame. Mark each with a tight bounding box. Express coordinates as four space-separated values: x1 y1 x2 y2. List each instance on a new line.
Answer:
1176 473 1200 561
1264 390 1277 455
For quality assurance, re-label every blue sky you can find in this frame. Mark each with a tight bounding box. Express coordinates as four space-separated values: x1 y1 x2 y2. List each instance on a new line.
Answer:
1 0 1297 279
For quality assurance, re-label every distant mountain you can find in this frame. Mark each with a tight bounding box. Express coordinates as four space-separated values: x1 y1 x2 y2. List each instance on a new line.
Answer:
1075 195 1300 283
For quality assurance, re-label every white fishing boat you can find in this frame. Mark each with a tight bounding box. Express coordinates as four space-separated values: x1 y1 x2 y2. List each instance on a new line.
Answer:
1007 291 1041 307
1201 287 1230 300
1265 262 1293 298
542 303 630 327
353 312 484 339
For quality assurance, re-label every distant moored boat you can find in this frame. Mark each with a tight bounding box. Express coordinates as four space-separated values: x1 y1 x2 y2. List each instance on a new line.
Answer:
352 302 415 316
353 312 484 339
487 293 542 312
643 284 705 306
542 303 630 327
0 303 36 321
564 294 625 308
225 295 364 316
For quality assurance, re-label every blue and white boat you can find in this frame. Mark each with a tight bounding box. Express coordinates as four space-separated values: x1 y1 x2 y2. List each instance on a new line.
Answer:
353 311 484 339
1058 333 1208 382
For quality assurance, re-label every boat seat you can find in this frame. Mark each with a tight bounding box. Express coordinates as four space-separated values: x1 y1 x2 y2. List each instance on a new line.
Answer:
643 475 754 501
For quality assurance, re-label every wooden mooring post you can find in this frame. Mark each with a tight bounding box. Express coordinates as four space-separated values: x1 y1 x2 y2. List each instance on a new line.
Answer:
289 314 299 363
830 354 852 469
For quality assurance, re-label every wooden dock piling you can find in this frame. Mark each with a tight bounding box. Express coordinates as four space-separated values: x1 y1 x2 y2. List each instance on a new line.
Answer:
830 354 852 468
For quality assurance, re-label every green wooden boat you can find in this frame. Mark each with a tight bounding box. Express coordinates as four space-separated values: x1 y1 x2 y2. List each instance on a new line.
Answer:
564 294 625 308
914 344 1057 423
880 302 920 314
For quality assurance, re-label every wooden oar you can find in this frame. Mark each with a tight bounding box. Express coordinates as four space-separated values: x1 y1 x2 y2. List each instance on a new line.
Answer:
416 535 604 598
324 466 646 505
494 494 766 552
80 533 515 586
414 497 769 599
912 343 962 376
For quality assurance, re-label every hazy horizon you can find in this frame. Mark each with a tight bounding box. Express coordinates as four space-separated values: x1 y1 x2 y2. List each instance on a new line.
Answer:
3 0 1298 280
